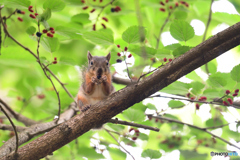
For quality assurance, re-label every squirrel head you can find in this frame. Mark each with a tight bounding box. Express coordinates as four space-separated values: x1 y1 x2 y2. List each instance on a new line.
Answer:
87 51 111 79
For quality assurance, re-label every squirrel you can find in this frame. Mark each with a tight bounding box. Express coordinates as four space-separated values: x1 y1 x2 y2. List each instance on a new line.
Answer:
77 51 115 112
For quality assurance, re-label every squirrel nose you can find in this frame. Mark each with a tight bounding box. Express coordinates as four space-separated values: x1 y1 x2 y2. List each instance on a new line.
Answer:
97 68 103 79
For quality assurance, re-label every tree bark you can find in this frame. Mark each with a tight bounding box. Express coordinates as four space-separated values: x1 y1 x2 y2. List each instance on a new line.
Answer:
1 21 240 160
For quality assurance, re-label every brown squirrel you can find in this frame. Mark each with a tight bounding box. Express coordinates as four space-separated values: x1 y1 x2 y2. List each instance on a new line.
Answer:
77 51 115 112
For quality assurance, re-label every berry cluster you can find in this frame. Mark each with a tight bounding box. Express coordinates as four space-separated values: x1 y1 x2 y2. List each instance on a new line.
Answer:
197 137 217 147
53 57 57 64
161 135 182 149
186 93 207 110
42 27 55 38
148 115 164 123
159 0 189 12
129 128 140 141
17 9 25 22
116 45 132 63
222 89 239 106
163 57 172 62
28 6 39 19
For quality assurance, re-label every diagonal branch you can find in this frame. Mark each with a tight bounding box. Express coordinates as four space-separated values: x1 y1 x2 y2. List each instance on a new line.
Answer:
148 115 240 150
2 21 240 160
0 124 27 132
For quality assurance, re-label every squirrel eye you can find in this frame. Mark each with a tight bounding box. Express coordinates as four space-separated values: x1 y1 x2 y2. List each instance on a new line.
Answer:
90 61 93 65
106 62 109 66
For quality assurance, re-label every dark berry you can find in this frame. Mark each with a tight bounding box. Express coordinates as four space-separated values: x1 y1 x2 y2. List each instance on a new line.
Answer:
115 6 121 12
42 29 48 33
128 54 132 58
124 47 128 51
81 0 85 3
235 89 239 93
135 129 139 133
29 14 36 19
169 6 173 9
17 17 23 22
175 2 179 7
132 137 137 141
226 90 230 94
227 98 233 105
165 0 169 2
148 115 152 120
233 93 238 96
17 10 22 14
90 9 96 13
196 103 200 110
185 3 189 7
160 1 165 6
163 57 167 62
129 128 134 132
111 8 115 12
186 93 190 98
117 44 120 48
180 1 185 4
54 57 57 60
116 59 122 63
49 27 54 31
53 61 57 64
28 6 33 9
36 32 42 37
93 24 96 31
160 8 165 12
82 6 89 10
155 118 158 122
169 58 172 62
21 11 25 14
50 30 55 34
136 133 139 136
223 101 228 106
34 13 38 16
47 33 53 38
100 0 103 2
101 23 106 29
117 52 121 56
190 97 195 100
102 17 108 22
37 94 45 99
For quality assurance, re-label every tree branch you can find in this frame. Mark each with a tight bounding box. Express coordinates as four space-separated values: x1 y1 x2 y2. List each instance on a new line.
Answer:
108 118 159 132
0 124 27 132
2 21 240 160
148 115 240 150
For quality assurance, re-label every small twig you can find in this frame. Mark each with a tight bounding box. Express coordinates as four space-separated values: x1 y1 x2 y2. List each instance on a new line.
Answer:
105 128 135 160
203 0 214 75
0 124 27 132
147 114 240 150
123 53 132 82
137 64 164 83
156 7 176 49
0 105 19 154
0 14 77 106
148 94 240 109
108 118 159 132
93 0 116 30
203 122 232 130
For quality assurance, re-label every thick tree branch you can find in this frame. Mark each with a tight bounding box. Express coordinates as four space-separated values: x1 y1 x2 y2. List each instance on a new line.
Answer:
2 21 240 160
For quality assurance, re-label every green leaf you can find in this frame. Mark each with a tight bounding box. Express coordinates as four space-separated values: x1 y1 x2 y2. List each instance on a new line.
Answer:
201 59 217 74
146 103 157 110
174 11 187 20
71 13 91 25
130 46 156 56
205 118 223 127
141 149 162 159
26 26 36 35
165 43 181 50
231 64 240 82
138 133 149 141
106 123 125 132
108 147 126 160
59 57 77 65
190 81 205 95
39 8 51 21
122 26 147 44
155 48 172 59
203 89 221 99
207 72 227 88
40 37 60 53
172 46 191 57
2 0 30 9
83 29 114 45
185 71 203 82
170 20 195 41
161 81 190 95
168 100 185 108
122 108 145 122
43 0 66 12
180 150 208 160
77 146 105 159
56 26 82 39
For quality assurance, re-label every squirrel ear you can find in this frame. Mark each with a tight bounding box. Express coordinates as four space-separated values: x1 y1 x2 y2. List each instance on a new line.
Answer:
87 51 93 62
106 52 111 61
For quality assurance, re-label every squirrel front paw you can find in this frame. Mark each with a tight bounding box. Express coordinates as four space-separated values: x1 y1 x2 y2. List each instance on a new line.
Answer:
101 75 107 82
91 77 99 84
81 104 91 112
